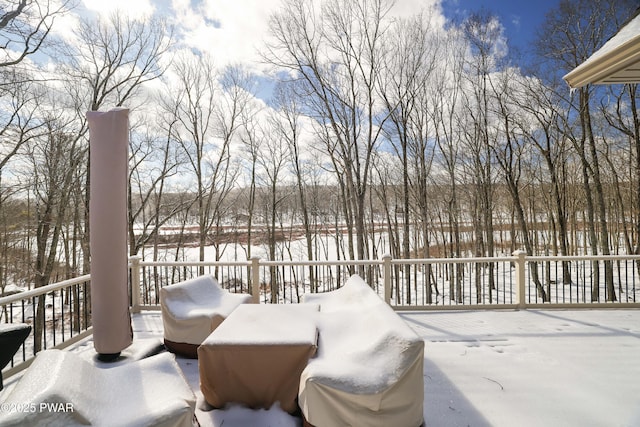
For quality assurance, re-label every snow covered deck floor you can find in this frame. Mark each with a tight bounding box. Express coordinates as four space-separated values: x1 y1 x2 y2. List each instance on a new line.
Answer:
404 309 640 427
6 309 640 426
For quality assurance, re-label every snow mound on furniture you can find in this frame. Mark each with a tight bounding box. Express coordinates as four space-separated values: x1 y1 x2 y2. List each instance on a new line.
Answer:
0 349 196 427
161 274 252 357
299 275 424 426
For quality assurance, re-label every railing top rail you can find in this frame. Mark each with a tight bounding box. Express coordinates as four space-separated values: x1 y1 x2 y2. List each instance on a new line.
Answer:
138 259 386 268
138 260 251 268
258 259 384 267
134 254 640 268
391 256 517 265
526 254 640 262
0 274 91 306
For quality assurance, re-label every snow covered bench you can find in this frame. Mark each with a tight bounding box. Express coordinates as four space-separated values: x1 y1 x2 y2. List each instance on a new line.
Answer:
299 275 425 427
160 275 252 358
0 349 196 426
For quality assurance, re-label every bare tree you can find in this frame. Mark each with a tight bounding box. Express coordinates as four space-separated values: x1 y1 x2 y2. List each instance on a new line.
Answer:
207 65 250 264
159 53 216 270
0 0 73 68
257 117 291 302
27 115 83 350
489 68 548 301
127 118 185 257
0 72 47 292
56 11 173 274
600 84 640 257
514 75 573 284
62 12 172 112
238 98 263 260
460 10 505 299
0 70 47 174
379 10 440 303
431 28 467 302
266 0 393 273
160 56 244 270
371 151 402 299
536 0 637 301
271 82 318 290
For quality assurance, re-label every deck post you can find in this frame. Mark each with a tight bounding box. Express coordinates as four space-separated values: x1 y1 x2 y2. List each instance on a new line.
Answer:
382 254 392 305
250 256 261 303
513 250 527 309
130 256 141 313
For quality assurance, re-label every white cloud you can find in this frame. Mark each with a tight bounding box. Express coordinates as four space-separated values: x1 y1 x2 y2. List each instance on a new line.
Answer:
82 0 155 18
170 0 281 73
393 0 442 19
171 0 446 74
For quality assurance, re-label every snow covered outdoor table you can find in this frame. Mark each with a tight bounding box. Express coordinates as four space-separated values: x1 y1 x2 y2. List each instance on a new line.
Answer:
198 303 319 413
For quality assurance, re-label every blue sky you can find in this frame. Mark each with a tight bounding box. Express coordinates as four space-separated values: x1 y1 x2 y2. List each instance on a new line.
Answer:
441 0 561 53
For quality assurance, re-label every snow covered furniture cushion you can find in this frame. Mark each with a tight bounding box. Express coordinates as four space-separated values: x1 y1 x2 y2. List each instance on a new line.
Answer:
160 275 252 358
299 275 424 427
0 349 196 427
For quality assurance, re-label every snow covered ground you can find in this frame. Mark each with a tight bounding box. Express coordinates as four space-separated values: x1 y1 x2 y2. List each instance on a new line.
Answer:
3 308 639 426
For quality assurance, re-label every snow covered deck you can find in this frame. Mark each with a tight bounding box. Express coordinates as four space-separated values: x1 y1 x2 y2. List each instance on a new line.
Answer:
4 308 640 426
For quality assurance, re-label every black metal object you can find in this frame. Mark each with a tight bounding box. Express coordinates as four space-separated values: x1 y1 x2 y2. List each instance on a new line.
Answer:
0 323 31 391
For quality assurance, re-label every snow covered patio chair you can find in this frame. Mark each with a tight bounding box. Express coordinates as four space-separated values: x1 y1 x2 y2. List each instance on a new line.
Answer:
160 274 252 358
299 275 425 427
0 349 196 426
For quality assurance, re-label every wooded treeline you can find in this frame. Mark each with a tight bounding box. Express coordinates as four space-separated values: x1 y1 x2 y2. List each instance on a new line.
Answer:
1 0 639 304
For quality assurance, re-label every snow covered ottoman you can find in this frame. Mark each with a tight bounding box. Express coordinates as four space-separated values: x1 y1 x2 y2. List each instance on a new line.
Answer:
0 349 196 426
198 303 319 413
161 274 252 358
299 275 424 427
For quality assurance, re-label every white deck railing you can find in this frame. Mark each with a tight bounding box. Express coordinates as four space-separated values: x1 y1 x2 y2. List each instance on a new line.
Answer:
0 275 93 380
2 252 639 379
131 252 640 310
